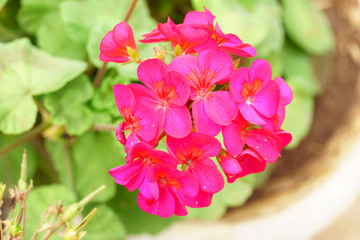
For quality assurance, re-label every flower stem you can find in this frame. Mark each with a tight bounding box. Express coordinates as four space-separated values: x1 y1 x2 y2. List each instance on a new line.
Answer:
0 121 51 157
91 123 118 132
93 0 139 89
63 144 73 192
41 221 63 240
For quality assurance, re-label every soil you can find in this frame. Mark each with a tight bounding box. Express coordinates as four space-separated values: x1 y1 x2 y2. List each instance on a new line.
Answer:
236 0 360 207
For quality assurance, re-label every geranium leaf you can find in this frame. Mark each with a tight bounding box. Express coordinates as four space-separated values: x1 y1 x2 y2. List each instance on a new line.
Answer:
44 75 94 136
0 38 86 134
70 132 124 202
283 0 334 55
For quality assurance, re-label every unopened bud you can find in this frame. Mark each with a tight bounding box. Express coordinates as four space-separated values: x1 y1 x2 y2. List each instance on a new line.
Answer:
18 150 28 192
61 203 81 223
174 44 182 57
63 208 97 240
127 46 141 63
10 222 23 238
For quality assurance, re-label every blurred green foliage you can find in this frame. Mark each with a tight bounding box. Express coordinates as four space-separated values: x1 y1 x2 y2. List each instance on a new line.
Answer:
0 0 334 238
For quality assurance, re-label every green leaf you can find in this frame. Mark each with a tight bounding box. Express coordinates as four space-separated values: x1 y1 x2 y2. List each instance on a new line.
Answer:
110 186 178 234
37 12 86 60
283 41 321 95
91 75 127 118
60 0 156 44
283 0 334 55
44 75 94 136
24 184 76 240
0 38 86 134
71 132 124 202
282 77 315 149
85 205 126 240
0 0 7 10
17 0 65 34
0 135 39 185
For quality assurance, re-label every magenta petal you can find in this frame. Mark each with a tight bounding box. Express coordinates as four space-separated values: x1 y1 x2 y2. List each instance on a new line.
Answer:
204 91 238 126
183 8 215 27
109 159 142 185
197 49 233 85
124 132 140 153
99 54 130 63
237 149 266 177
192 158 224 193
249 59 272 85
174 24 210 51
134 105 161 142
167 71 190 106
174 171 199 198
113 22 136 49
124 167 148 191
252 81 280 118
222 122 245 156
137 187 175 218
246 128 282 163
168 55 198 86
277 131 292 148
274 77 293 106
127 83 158 107
188 132 222 157
167 187 188 216
192 99 221 136
230 67 249 103
181 190 213 208
219 155 242 175
115 123 126 145
127 141 153 162
151 150 178 167
238 102 267 126
164 105 192 138
138 173 154 199
137 59 168 90
113 84 135 115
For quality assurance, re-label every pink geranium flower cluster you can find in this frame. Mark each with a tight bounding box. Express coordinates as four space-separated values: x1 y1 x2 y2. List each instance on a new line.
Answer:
100 8 293 218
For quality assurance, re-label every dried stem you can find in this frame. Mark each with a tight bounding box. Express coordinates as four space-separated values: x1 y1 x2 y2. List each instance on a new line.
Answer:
0 122 50 157
41 221 63 240
93 0 139 89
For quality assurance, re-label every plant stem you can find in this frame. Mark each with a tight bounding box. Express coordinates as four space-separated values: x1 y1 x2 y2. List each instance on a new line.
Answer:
0 122 51 157
93 0 139 89
91 123 118 132
63 144 73 192
41 221 63 240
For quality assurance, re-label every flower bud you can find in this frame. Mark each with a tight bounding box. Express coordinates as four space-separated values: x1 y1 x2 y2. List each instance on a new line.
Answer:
10 222 23 238
154 46 164 61
18 150 28 192
61 203 81 223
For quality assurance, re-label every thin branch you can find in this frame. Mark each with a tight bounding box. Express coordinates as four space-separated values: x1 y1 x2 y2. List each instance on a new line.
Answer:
91 123 118 132
0 122 50 157
93 0 139 89
41 221 63 240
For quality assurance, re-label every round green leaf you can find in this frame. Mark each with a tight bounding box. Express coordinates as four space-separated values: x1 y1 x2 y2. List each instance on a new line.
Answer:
283 0 334 55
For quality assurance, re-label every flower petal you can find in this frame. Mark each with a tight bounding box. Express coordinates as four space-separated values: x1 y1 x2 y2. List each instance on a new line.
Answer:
192 99 221 136
192 158 224 193
108 159 143 185
164 105 192 138
238 102 267 126
204 91 238 126
197 49 233 85
237 149 266 177
113 84 135 116
138 187 175 218
252 81 280 118
181 190 213 208
222 121 246 156
167 71 190 106
219 154 242 175
274 77 293 106
249 59 272 85
230 67 249 103
137 58 168 90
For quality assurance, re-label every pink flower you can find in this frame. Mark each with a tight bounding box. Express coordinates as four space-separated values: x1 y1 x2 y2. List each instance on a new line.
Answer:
222 114 283 162
128 58 192 138
109 142 177 192
219 149 267 183
138 163 199 218
230 59 280 126
113 84 159 152
167 133 223 208
183 7 215 33
140 18 211 54
100 22 137 63
169 49 237 136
